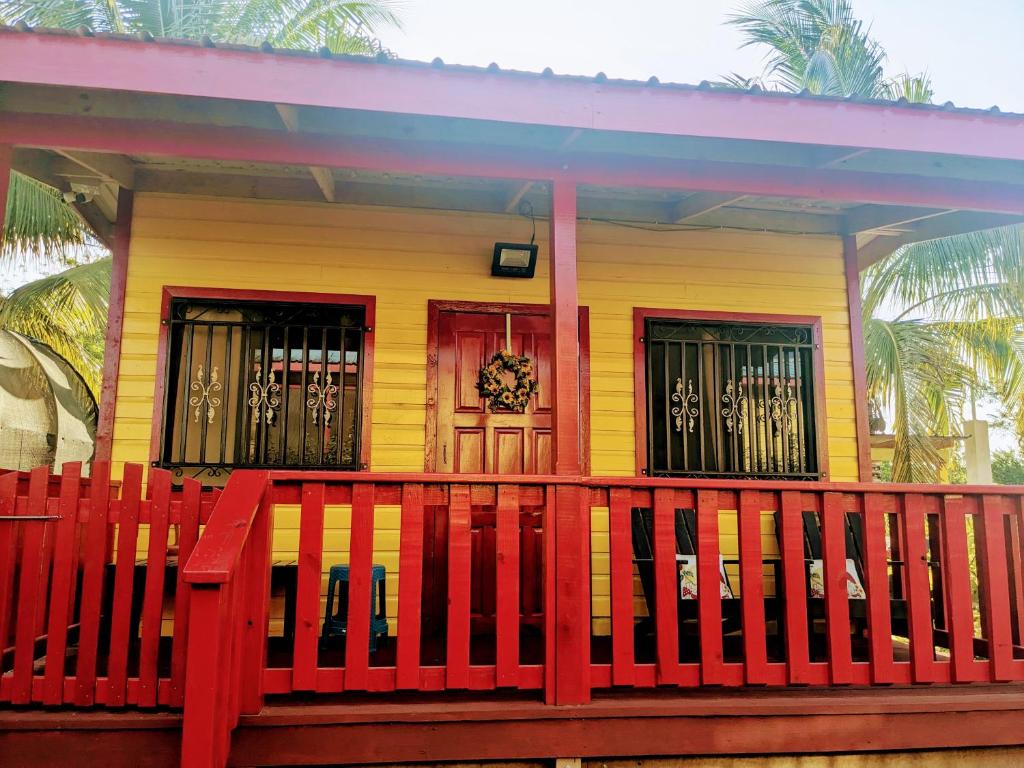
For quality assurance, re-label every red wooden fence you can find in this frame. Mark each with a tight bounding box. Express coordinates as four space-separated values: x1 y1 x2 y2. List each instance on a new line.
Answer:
0 462 218 708
4 464 1024 766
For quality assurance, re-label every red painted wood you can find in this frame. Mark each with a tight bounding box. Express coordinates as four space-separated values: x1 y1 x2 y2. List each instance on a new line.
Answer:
75 461 112 706
738 489 768 685
446 484 472 689
495 484 521 687
821 493 853 684
608 487 636 686
183 470 271 584
241 491 274 714
842 237 874 480
94 190 133 464
1008 503 1024 647
293 482 326 692
549 181 582 475
170 478 202 707
543 485 556 705
979 496 1014 681
652 488 679 685
396 483 425 690
106 462 143 706
553 482 592 702
5 32 1024 166
779 491 811 684
0 471 18 666
696 489 724 684
42 462 82 705
939 495 977 683
11 467 49 704
344 483 376 690
181 585 228 768
901 494 936 683
139 469 171 707
862 493 895 684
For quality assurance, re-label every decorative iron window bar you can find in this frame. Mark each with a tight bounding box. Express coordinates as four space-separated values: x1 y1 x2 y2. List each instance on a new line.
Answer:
645 319 820 480
159 298 366 480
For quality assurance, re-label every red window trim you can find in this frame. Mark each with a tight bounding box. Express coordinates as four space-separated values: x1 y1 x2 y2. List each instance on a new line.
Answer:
632 307 831 480
148 286 376 472
424 299 591 475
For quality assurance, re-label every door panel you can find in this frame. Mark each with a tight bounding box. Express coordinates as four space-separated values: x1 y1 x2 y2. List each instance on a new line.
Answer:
426 306 583 646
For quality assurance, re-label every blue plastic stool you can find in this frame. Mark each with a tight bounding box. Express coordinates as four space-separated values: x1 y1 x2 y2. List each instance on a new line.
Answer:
321 564 388 651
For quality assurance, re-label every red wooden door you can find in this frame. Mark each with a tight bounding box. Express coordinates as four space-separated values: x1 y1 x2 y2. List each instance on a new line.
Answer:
436 310 553 474
422 307 585 654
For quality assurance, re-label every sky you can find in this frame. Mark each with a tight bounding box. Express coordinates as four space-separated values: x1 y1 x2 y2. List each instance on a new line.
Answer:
375 0 1024 113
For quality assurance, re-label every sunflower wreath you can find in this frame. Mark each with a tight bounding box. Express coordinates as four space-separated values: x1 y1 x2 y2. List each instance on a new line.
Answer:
477 349 539 413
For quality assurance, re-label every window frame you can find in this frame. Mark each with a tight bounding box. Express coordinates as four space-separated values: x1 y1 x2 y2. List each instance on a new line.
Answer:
632 307 830 480
148 286 376 473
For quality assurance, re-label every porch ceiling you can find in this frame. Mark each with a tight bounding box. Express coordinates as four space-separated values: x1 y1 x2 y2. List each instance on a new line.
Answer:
3 56 1024 267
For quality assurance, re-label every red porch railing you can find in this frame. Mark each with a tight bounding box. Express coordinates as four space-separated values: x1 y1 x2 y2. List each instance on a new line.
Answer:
4 464 1024 766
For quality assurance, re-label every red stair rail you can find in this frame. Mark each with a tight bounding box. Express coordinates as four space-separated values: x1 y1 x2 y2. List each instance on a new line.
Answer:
181 470 272 768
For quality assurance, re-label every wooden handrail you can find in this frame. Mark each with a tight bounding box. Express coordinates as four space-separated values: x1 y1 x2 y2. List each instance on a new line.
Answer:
183 470 270 584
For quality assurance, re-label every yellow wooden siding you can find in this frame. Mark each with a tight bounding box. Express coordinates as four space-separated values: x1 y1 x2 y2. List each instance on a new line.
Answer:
112 193 857 632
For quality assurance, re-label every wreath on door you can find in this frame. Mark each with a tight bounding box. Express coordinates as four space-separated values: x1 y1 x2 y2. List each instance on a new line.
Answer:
477 349 539 413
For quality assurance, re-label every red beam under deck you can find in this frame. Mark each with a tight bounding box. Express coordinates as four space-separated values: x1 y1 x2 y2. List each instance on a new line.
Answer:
3 113 1023 214
3 30 1024 163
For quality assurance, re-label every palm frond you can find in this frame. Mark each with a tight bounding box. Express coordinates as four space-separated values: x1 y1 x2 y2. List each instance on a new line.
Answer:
3 171 89 262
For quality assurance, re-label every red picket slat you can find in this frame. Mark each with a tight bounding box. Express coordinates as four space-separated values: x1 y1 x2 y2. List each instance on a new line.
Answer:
11 466 50 704
106 463 143 706
738 490 768 685
979 496 1014 681
821 493 853 684
779 491 810 684
696 489 723 684
1007 506 1024 647
939 495 976 682
652 488 679 685
495 484 520 687
345 483 376 690
75 461 112 706
446 484 472 689
608 487 636 686
139 469 172 707
0 472 19 665
170 478 202 707
862 493 895 684
241 490 274 714
901 494 936 683
293 482 325 692
395 483 424 690
43 462 83 705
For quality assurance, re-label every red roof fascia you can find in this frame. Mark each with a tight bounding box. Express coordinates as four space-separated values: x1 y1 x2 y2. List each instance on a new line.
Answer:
2 30 1024 163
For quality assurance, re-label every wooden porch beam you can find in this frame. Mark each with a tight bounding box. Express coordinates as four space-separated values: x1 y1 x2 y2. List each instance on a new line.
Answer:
274 104 336 202
93 189 134 464
856 211 1024 269
6 31 1024 163
672 191 747 223
54 149 135 189
4 113 1024 215
844 204 954 234
504 181 533 213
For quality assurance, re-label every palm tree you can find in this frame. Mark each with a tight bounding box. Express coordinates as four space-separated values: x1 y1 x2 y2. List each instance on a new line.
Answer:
0 0 403 394
725 0 1024 481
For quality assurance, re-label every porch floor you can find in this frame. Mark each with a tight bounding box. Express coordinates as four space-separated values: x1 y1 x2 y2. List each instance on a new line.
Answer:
5 684 1024 767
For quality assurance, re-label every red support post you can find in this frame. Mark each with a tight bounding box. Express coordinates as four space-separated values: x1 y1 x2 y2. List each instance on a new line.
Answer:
843 235 873 483
94 189 134 464
549 180 590 704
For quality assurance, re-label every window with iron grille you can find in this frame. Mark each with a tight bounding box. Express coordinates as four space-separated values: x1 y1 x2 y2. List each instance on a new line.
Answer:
159 297 367 479
644 318 821 480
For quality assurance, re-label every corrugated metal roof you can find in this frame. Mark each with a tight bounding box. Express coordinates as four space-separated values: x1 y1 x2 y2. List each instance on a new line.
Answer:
2 22 1019 120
